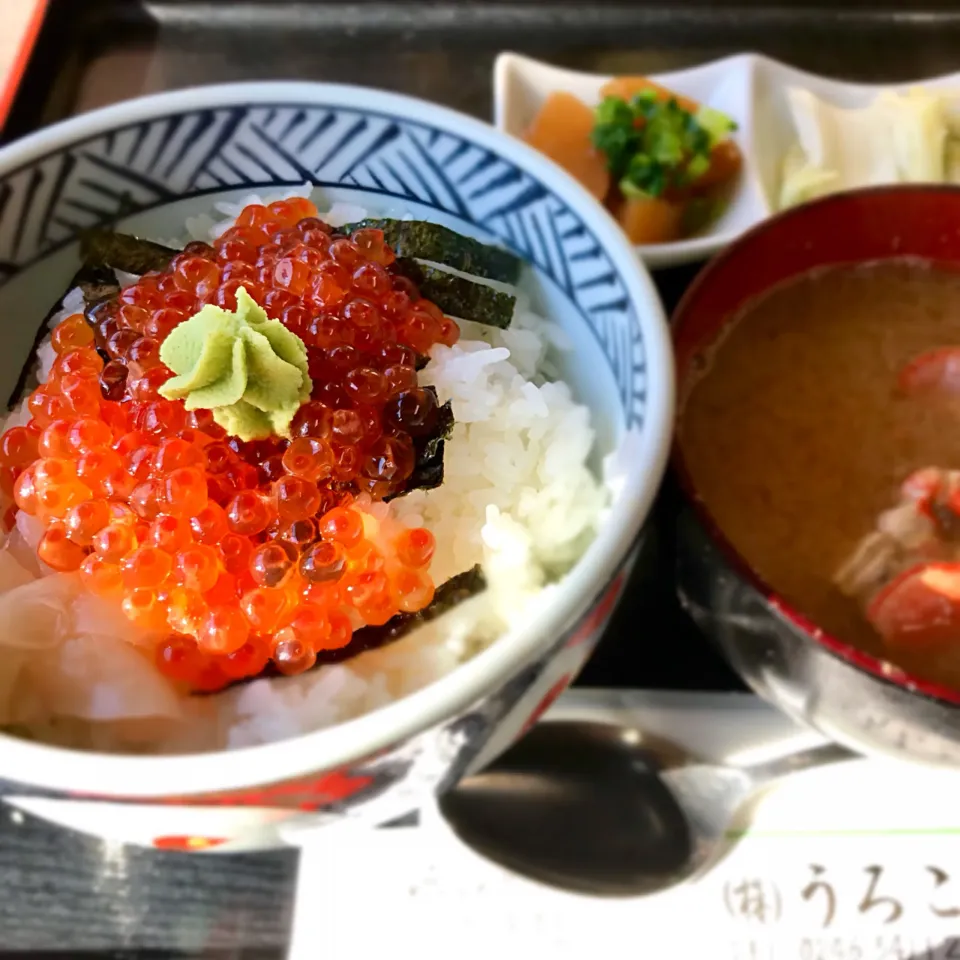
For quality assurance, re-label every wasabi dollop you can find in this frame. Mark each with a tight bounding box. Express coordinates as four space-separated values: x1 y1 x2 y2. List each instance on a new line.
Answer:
158 286 311 441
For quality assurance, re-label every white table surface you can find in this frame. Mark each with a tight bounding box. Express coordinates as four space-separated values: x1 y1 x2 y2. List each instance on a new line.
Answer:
287 690 960 960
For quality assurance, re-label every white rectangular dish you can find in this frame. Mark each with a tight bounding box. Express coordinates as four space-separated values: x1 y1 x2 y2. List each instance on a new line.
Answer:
495 51 960 268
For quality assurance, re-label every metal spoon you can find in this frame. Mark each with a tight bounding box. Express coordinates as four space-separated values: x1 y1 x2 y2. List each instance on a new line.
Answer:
439 720 855 896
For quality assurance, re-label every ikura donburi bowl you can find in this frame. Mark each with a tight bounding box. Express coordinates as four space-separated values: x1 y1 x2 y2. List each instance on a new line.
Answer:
673 185 960 770
0 82 673 849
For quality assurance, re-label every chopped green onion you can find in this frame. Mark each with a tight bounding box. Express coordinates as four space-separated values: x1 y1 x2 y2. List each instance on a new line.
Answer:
591 96 644 180
695 105 738 147
619 179 652 201
590 89 737 198
686 153 711 181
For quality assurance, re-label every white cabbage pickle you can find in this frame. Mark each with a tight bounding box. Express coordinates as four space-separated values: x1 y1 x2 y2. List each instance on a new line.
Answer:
779 86 960 210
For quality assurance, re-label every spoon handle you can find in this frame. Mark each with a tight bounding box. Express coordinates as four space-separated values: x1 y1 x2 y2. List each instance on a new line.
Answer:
744 742 857 789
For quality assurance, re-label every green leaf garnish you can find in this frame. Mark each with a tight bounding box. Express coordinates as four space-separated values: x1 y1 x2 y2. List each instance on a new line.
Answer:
694 105 738 147
591 96 644 182
591 90 737 198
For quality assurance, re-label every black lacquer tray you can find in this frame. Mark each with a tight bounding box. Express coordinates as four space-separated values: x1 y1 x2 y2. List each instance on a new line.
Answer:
4 1 960 953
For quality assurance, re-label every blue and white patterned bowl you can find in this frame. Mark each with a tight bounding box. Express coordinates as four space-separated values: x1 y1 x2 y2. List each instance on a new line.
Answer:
0 83 673 850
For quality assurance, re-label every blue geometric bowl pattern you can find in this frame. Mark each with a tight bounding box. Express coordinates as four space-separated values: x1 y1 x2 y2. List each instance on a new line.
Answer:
0 103 646 425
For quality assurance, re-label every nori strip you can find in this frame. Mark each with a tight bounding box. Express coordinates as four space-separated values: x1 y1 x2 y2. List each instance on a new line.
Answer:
331 564 486 659
9 228 181 409
340 218 522 284
80 228 179 275
386 386 454 499
75 265 122 306
6 263 121 409
391 258 515 329
193 565 487 695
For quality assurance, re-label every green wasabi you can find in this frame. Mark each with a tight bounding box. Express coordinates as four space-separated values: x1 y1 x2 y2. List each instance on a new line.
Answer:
158 287 311 441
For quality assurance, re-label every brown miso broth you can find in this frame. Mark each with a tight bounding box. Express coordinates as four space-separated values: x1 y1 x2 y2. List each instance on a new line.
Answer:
678 260 960 683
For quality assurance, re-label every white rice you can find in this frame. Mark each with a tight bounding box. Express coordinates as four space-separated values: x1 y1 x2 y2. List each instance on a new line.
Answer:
0 187 611 754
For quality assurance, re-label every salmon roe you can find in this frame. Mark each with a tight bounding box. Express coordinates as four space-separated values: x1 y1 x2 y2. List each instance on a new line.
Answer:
0 199 450 690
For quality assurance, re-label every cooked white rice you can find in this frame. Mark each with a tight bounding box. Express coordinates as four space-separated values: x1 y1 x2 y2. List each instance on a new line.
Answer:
0 186 611 754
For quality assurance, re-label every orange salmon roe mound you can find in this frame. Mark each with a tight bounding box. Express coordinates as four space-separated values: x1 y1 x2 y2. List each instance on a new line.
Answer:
1 198 453 690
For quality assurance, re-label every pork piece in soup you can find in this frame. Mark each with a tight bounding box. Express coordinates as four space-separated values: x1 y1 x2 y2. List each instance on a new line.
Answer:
678 259 960 690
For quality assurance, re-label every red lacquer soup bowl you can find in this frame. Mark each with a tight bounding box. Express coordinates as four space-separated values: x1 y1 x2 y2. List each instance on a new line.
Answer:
673 185 960 768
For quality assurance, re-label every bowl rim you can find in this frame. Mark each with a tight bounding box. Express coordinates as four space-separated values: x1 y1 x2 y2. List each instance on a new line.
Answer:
671 183 960 710
0 80 675 796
